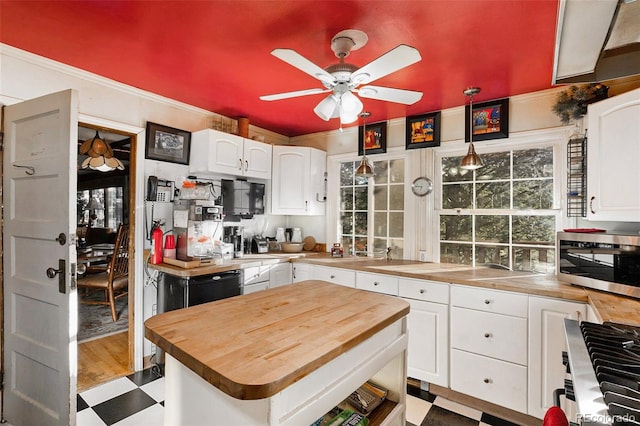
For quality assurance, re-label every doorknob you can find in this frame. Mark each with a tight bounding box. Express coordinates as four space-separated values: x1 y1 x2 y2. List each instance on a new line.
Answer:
46 259 66 293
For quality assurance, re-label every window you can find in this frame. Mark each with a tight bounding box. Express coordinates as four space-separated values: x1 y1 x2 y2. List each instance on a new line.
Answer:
439 147 558 273
78 187 124 230
339 157 405 257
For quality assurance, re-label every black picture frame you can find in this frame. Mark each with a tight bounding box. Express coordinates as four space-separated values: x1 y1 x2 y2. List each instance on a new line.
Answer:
465 98 509 142
145 122 191 164
405 112 441 149
358 121 387 155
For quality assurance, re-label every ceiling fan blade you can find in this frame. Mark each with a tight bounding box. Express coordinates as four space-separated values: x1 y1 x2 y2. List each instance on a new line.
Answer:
357 85 423 104
260 88 329 101
271 48 335 85
351 44 422 85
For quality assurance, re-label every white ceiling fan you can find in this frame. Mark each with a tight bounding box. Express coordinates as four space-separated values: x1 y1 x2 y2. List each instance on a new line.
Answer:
260 29 423 124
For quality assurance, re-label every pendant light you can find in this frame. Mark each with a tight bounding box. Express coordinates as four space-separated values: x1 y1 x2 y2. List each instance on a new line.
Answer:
460 87 484 170
79 130 125 172
355 112 374 177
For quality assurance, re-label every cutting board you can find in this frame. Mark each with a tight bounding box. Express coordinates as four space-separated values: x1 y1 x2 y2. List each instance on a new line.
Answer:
163 257 201 269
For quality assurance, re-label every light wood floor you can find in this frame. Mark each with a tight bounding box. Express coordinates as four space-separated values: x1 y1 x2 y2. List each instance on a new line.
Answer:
78 331 132 393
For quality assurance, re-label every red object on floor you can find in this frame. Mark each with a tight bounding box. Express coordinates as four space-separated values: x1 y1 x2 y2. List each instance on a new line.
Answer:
543 406 569 426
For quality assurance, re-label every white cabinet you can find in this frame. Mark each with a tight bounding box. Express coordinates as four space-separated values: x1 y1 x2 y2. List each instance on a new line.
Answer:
243 265 270 294
291 262 313 283
587 88 640 221
313 265 356 287
356 272 398 295
527 296 585 419
269 263 292 288
271 146 326 215
399 278 449 387
190 129 272 179
450 286 528 414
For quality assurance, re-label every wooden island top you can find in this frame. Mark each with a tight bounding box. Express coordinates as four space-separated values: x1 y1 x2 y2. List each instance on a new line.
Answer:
145 280 410 400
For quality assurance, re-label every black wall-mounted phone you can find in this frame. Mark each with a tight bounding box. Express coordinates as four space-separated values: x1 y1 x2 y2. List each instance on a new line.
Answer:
147 176 174 202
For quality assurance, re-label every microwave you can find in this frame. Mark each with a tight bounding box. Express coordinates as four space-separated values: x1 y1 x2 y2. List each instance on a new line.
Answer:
557 231 640 299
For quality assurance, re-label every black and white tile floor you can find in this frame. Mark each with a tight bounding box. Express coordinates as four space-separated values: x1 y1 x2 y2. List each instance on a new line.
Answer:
77 369 520 426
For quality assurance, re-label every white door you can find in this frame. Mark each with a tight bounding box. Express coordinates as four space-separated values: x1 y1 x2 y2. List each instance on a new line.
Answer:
3 90 78 425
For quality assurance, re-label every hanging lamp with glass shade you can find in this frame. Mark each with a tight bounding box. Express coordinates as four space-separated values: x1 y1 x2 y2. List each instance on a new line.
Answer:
79 130 125 172
355 111 374 177
460 87 484 170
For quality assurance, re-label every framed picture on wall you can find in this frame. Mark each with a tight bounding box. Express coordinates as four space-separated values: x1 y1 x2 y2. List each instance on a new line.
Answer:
145 122 192 164
405 111 441 149
358 121 387 155
465 98 509 142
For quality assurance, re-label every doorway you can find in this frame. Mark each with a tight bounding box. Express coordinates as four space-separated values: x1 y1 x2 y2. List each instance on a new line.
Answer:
77 123 135 392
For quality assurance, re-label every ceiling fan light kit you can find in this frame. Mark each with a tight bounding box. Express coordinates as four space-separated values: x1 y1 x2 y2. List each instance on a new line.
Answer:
261 29 423 126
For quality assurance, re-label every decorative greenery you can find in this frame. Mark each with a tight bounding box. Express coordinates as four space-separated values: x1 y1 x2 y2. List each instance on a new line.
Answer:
552 83 608 124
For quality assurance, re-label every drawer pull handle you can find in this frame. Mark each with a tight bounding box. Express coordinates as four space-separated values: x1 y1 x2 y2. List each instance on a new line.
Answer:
419 289 426 294
483 378 492 384
373 281 379 286
484 299 491 305
330 275 335 279
484 333 492 338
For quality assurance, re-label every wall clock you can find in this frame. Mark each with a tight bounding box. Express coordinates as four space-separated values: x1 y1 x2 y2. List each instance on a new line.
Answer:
411 177 433 196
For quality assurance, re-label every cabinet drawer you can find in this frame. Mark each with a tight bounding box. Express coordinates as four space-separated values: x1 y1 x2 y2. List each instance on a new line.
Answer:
313 266 355 287
451 349 527 414
451 285 527 317
451 307 527 365
244 265 270 286
356 272 398 295
398 278 449 304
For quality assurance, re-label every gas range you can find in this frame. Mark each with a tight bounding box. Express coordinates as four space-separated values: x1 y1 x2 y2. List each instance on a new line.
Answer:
563 319 640 425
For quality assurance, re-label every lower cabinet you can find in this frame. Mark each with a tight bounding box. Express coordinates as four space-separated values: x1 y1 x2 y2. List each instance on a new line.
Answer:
243 265 270 294
528 296 585 419
292 262 313 283
269 263 292 288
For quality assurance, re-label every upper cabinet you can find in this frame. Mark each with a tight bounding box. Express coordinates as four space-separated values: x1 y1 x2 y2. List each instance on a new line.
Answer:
587 88 640 221
189 129 272 180
271 146 326 215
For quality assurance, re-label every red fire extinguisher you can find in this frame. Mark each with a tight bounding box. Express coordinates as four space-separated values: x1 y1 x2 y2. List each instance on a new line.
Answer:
151 223 163 265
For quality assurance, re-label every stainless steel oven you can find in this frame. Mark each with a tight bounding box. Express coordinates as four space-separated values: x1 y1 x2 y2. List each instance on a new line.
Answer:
557 232 640 299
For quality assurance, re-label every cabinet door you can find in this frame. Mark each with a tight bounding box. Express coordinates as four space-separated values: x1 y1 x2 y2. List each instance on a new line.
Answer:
269 263 292 288
244 265 270 286
272 147 308 214
587 88 640 221
189 129 244 175
243 281 269 295
404 298 448 387
243 139 272 179
313 265 355 287
528 297 585 419
292 263 313 283
306 148 327 215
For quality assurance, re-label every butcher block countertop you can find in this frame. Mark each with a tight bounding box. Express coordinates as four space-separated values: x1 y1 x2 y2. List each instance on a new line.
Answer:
144 280 409 400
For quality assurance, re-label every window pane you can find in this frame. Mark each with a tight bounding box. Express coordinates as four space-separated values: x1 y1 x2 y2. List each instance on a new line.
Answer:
476 181 510 209
374 212 387 237
341 236 353 255
389 238 403 259
389 212 404 238
442 183 472 209
373 237 387 252
373 160 388 183
442 156 473 182
440 242 472 265
389 159 404 183
476 152 510 180
512 215 555 245
374 186 387 210
341 162 354 185
340 212 353 234
476 215 509 243
354 212 368 235
475 245 509 268
341 187 353 210
354 236 368 255
514 148 553 178
513 247 555 273
513 179 553 209
440 215 472 241
389 185 404 210
354 187 368 210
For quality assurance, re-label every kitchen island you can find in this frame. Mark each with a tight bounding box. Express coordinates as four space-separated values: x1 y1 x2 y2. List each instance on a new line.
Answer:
145 280 410 425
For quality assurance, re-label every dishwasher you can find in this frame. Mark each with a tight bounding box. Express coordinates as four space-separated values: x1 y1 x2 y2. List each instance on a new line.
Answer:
155 269 242 368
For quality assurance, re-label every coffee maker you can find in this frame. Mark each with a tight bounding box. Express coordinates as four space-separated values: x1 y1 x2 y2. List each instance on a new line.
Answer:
173 199 223 260
223 225 244 258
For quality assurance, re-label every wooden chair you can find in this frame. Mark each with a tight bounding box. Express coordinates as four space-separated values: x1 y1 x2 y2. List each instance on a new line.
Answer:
78 224 130 321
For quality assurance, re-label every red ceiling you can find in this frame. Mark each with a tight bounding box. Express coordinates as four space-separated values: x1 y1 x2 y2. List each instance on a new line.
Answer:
0 1 560 137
